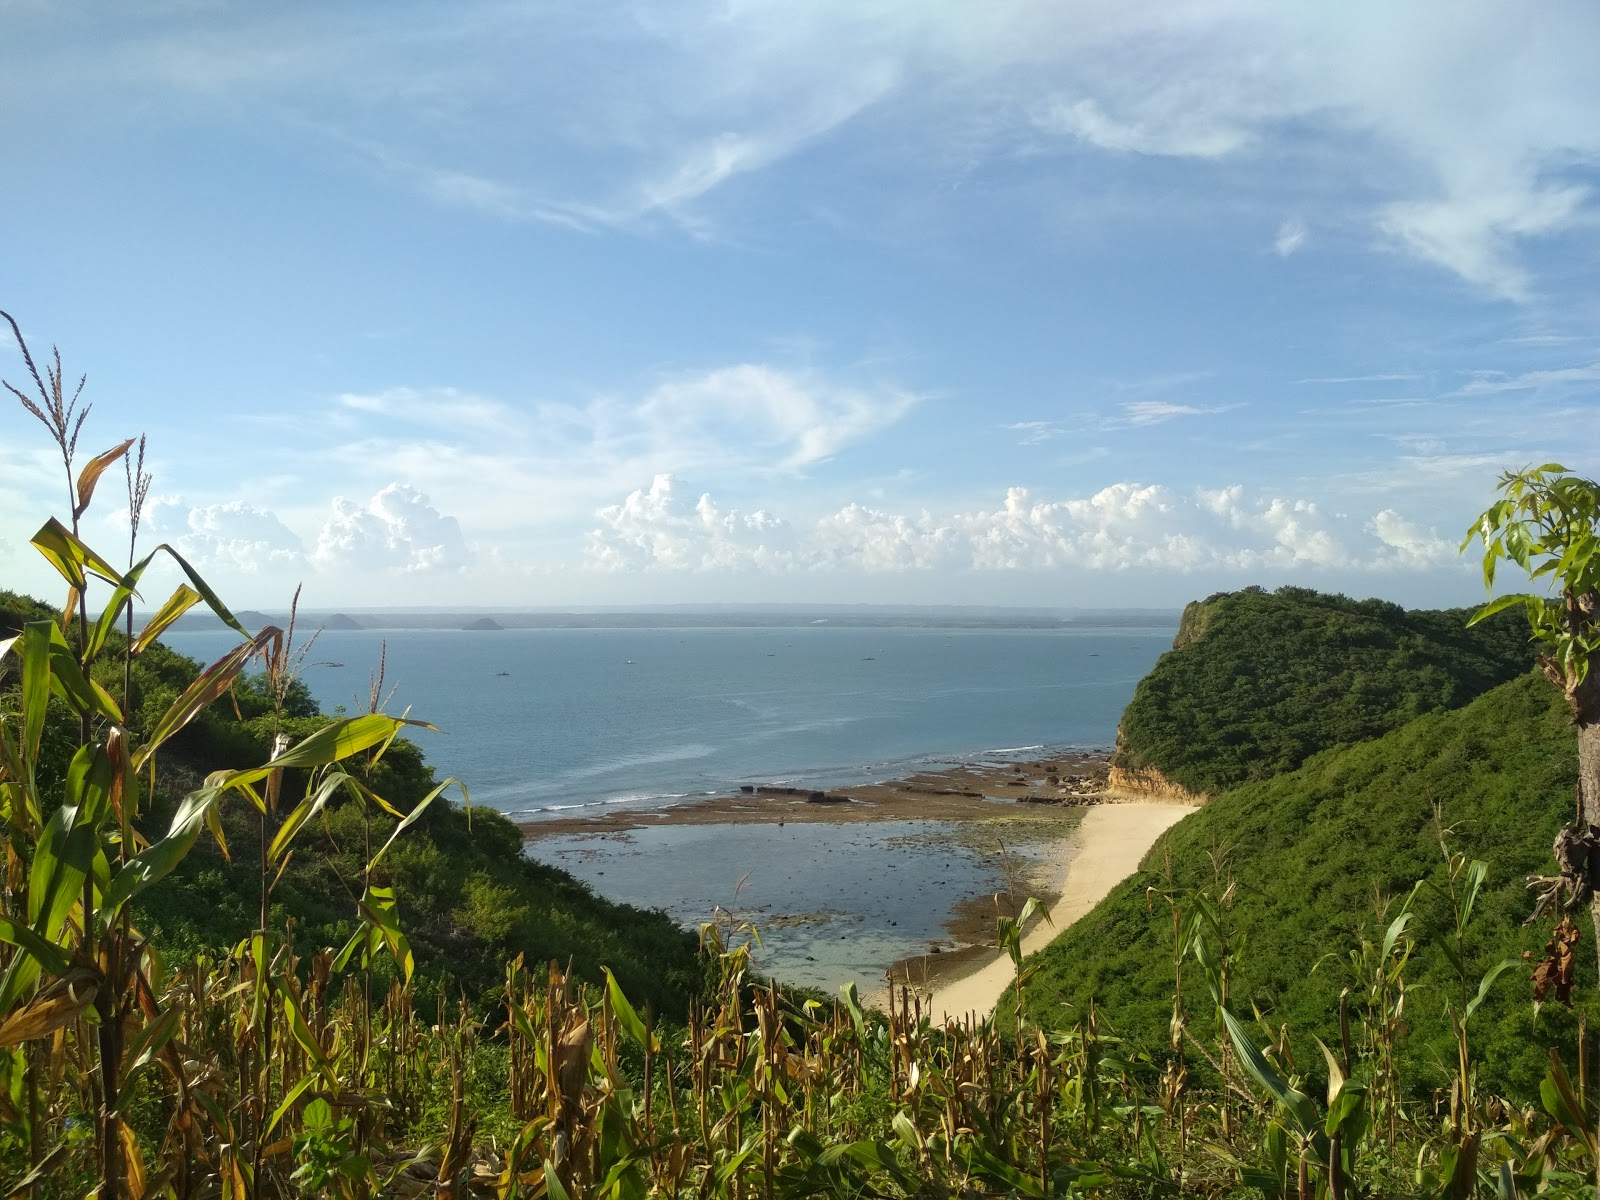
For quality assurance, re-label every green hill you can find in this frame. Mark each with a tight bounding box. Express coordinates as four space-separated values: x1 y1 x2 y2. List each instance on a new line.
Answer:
1111 585 1538 797
1 589 705 1016
1025 671 1587 1097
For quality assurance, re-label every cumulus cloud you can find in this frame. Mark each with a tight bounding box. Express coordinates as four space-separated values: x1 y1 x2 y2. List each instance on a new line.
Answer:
587 474 794 572
1369 510 1455 568
313 483 470 573
583 478 1455 576
178 501 306 574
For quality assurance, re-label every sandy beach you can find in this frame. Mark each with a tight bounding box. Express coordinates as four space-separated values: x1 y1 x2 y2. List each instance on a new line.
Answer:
866 801 1194 1022
521 750 1194 1005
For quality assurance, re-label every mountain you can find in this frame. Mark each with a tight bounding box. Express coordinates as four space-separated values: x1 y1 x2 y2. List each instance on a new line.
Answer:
1024 671 1587 1097
1108 586 1538 801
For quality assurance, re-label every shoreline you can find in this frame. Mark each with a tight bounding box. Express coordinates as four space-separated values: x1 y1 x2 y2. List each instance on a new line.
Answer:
518 748 1116 838
519 750 1194 1011
866 801 1195 1021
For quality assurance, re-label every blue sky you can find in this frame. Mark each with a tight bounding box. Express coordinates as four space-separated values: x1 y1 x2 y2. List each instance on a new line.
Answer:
2 0 1597 610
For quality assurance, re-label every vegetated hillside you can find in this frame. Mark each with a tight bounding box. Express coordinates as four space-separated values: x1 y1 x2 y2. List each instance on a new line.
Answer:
1025 671 1587 1097
1 589 705 1016
1111 585 1538 797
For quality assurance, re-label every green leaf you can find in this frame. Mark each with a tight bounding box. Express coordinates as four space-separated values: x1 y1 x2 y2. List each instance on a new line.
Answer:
146 543 251 638
224 714 426 787
277 981 331 1074
134 628 279 770
267 772 356 865
103 785 226 913
839 980 868 1043
543 1160 573 1200
1465 592 1532 626
20 622 50 768
30 518 124 589
1220 1006 1322 1137
132 584 203 655
1466 956 1520 1021
44 623 122 724
367 775 465 870
604 967 656 1051
0 914 71 978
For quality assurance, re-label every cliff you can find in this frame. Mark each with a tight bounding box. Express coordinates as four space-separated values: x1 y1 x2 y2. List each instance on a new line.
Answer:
1103 760 1210 805
1108 585 1537 797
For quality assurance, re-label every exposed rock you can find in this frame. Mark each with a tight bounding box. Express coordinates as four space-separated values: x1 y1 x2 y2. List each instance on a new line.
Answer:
1104 763 1209 805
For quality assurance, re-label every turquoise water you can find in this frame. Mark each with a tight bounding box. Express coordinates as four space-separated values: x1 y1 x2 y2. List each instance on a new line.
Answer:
526 819 1068 994
160 624 1172 820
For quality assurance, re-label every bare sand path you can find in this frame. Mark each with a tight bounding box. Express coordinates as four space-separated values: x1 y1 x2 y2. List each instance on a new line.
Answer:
869 801 1195 1023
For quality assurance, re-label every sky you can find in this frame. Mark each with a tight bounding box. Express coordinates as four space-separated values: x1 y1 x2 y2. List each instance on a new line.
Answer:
2 0 1597 612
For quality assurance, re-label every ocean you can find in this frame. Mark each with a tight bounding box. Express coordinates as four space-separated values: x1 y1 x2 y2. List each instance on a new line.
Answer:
161 623 1174 820
161 621 1174 992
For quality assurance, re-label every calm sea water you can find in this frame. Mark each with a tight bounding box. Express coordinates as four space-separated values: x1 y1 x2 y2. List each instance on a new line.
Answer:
160 625 1172 819
161 622 1172 991
526 819 1072 994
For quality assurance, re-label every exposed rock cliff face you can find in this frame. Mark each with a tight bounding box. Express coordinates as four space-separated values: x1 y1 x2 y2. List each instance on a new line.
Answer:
1103 762 1210 805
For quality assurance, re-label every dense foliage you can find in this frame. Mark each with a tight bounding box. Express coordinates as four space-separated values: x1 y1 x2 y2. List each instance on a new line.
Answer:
0 588 704 1018
1112 585 1538 795
1026 671 1589 1097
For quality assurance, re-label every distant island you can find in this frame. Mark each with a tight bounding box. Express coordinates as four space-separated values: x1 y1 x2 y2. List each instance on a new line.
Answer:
155 603 1183 634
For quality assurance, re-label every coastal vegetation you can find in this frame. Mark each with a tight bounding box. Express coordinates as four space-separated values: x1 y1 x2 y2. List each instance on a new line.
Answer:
2 320 1595 1197
1025 671 1589 1094
1111 585 1537 796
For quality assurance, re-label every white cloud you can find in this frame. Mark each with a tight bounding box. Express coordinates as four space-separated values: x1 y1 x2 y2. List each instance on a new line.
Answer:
1453 362 1600 396
1370 509 1455 568
1040 96 1251 160
1120 400 1220 426
585 478 1453 576
634 364 917 470
1002 420 1061 445
177 501 306 574
45 2 1599 293
1274 217 1306 257
336 387 509 430
313 483 470 573
586 474 794 571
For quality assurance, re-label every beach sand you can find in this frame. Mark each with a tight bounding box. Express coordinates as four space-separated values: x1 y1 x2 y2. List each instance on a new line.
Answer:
519 752 1193 1010
866 801 1195 1022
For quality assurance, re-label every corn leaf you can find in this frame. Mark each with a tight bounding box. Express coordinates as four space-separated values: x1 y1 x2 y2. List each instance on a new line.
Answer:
1221 1006 1321 1138
30 518 125 589
134 629 279 770
103 785 227 913
132 584 203 655
604 968 656 1051
73 437 135 521
267 772 356 864
368 775 465 871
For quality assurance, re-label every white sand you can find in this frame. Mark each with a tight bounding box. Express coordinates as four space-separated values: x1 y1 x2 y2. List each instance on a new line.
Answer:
872 801 1195 1024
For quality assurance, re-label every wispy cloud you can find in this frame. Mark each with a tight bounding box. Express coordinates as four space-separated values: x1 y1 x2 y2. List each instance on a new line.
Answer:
1297 374 1422 385
1120 400 1238 427
1274 217 1307 257
1453 362 1600 396
26 3 1598 291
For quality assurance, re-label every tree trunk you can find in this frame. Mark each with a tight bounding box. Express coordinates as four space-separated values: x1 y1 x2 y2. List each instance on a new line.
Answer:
1570 667 1600 1200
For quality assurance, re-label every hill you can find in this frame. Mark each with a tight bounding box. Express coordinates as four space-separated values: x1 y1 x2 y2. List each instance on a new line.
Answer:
1024 671 1588 1097
1 589 704 1015
1109 585 1538 799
